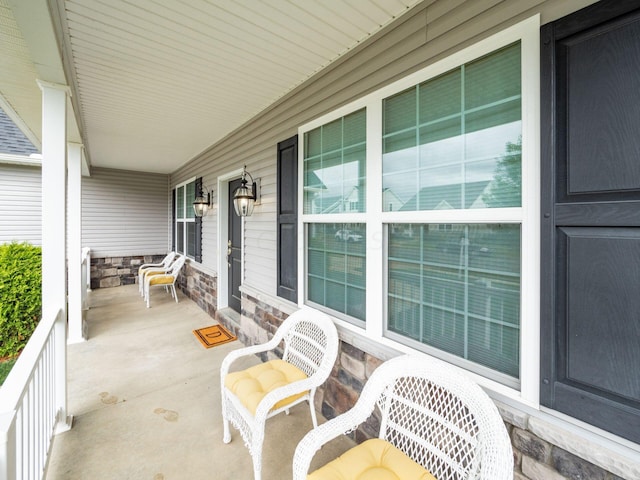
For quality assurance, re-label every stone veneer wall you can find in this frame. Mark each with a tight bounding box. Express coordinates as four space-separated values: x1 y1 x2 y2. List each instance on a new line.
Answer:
175 262 217 318
90 254 166 289
232 291 631 480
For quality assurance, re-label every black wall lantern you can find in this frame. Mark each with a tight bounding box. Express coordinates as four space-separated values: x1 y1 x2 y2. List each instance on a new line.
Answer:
192 186 212 217
233 166 259 217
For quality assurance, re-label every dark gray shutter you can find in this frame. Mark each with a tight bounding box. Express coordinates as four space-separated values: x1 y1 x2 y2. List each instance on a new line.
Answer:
540 0 640 444
171 189 176 252
195 177 203 263
277 135 298 302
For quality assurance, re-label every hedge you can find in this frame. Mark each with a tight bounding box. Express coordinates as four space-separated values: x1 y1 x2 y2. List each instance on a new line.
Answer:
0 242 42 358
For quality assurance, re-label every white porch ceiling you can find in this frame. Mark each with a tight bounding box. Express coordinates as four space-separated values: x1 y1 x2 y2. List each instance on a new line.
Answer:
1 0 423 174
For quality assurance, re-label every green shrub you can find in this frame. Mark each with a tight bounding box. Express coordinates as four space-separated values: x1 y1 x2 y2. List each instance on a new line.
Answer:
0 242 42 357
0 358 17 386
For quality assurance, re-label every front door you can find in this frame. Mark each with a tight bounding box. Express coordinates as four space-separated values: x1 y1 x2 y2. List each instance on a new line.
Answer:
227 178 242 312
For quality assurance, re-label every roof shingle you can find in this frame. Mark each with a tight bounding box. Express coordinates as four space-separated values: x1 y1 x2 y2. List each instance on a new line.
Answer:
0 108 38 156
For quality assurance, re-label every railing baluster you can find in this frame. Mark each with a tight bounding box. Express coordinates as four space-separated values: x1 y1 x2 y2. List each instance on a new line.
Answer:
34 365 40 480
29 386 34 480
36 362 43 479
16 405 23 480
25 391 31 480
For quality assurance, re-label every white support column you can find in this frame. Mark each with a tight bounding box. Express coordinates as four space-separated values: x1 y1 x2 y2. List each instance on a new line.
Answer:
38 80 73 432
67 142 86 344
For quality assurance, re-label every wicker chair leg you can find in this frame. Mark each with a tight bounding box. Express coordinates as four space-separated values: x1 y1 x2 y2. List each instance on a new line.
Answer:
172 285 178 303
222 410 231 444
308 399 318 429
251 443 263 480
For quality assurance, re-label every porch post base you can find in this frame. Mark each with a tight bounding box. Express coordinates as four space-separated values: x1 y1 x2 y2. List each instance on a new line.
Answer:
55 414 73 435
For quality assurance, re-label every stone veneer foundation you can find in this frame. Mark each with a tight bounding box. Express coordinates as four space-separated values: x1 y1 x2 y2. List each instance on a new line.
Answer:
90 254 166 289
175 262 217 318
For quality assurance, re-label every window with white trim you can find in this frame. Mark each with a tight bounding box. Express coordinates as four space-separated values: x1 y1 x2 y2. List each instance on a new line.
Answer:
303 109 367 323
299 18 539 391
384 43 522 381
175 179 197 258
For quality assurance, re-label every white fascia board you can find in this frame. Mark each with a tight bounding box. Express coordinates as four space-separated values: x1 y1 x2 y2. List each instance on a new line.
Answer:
0 153 42 167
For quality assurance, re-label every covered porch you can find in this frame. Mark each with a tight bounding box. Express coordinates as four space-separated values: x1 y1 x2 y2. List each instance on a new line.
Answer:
2 1 640 479
45 284 352 479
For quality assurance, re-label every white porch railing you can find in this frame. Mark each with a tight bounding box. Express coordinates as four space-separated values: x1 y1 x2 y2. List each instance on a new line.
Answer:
0 307 69 480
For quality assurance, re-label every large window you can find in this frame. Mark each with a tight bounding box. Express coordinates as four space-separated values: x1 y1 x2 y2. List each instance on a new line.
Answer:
300 17 538 393
383 43 522 381
175 179 197 258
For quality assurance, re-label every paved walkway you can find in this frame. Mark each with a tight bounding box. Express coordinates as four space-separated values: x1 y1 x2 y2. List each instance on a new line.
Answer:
45 284 352 480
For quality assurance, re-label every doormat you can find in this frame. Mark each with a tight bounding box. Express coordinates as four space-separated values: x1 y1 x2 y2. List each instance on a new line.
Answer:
193 324 237 349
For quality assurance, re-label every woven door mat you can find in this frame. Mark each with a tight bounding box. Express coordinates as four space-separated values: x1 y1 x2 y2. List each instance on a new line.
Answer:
193 324 237 349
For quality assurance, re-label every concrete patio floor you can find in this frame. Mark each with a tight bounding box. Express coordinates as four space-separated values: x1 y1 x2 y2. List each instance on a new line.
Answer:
45 284 354 480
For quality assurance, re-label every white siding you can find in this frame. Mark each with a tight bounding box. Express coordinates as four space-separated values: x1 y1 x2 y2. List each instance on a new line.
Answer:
170 0 597 298
0 163 41 245
82 167 169 257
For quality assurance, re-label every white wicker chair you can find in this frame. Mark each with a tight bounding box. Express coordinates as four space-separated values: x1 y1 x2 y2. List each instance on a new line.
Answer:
137 251 176 296
293 354 513 480
142 255 185 308
220 308 339 480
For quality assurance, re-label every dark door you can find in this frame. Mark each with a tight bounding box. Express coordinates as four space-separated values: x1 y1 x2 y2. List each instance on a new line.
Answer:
540 0 640 444
228 178 242 312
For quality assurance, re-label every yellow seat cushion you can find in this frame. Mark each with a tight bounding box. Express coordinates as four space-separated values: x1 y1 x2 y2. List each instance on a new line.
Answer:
308 438 436 480
143 269 165 277
148 275 174 286
224 359 308 415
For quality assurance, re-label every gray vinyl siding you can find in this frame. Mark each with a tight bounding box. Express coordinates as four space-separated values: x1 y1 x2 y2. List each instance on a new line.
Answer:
170 0 598 297
82 167 169 257
0 163 41 245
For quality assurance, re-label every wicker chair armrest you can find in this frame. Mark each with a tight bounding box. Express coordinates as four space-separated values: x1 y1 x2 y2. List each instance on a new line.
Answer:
145 267 170 275
292 391 379 480
139 262 163 269
142 266 171 279
220 336 283 378
140 252 176 271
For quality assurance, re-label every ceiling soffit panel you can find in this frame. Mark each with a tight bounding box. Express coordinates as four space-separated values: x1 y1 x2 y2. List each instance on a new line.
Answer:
55 0 422 173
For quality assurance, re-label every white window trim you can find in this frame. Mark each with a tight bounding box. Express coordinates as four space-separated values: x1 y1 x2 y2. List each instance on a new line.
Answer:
175 176 197 258
298 15 540 406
